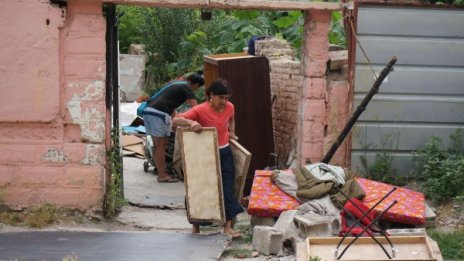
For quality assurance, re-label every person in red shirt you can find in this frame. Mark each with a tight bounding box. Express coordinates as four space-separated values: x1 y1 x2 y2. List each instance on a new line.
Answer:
173 79 243 238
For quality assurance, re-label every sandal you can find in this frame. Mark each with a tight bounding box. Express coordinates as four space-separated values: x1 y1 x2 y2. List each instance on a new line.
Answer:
157 176 179 183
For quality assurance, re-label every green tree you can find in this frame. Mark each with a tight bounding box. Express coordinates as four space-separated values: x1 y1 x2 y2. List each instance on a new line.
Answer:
117 7 347 94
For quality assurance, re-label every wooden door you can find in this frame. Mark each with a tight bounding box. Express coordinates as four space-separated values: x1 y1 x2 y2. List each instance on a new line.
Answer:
204 54 275 196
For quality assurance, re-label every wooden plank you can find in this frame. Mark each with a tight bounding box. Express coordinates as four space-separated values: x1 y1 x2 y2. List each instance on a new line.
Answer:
124 143 145 157
121 134 144 147
172 131 184 179
179 128 225 223
296 241 309 261
427 237 444 261
230 139 252 202
305 236 437 261
103 0 341 11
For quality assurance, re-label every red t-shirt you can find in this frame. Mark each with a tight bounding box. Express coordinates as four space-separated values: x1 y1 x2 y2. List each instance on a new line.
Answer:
177 102 234 147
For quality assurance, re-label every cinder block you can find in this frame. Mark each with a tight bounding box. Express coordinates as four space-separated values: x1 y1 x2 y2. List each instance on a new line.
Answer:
252 226 284 255
294 214 340 237
386 228 426 236
250 215 276 228
274 210 297 234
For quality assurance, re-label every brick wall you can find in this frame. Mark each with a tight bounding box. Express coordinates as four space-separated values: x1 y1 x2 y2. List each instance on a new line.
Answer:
256 19 350 168
256 39 302 167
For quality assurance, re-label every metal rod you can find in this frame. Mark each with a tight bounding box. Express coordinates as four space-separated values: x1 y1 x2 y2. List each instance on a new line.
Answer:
337 200 398 260
335 187 398 259
321 56 398 164
334 202 391 260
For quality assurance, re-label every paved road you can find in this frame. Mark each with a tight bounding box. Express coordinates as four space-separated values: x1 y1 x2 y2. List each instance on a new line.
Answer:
0 231 228 261
0 157 228 261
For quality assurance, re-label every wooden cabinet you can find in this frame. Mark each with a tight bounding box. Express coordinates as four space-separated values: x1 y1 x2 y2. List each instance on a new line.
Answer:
204 53 275 196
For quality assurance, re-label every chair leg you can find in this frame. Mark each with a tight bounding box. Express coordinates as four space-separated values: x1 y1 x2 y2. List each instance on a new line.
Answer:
335 187 399 260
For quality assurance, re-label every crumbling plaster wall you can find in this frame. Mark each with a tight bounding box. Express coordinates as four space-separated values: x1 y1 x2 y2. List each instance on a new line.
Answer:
256 12 350 168
0 0 106 211
299 10 351 166
255 39 302 167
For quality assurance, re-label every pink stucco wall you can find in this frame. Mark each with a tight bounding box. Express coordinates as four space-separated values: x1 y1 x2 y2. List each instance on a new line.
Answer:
0 0 106 211
298 10 351 166
0 0 348 212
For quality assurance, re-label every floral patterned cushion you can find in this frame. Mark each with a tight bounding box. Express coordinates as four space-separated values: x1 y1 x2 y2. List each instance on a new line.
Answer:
248 170 300 217
356 177 425 225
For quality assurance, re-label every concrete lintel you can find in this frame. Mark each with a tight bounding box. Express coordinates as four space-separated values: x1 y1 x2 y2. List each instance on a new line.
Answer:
103 0 341 11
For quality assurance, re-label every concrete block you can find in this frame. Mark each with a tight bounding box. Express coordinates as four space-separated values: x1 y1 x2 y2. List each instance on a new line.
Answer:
294 214 340 237
251 215 276 228
386 228 426 236
273 210 303 251
274 210 297 233
424 203 437 228
252 226 284 255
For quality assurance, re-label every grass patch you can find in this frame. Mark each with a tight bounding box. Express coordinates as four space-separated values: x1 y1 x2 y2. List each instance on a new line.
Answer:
0 203 57 228
221 248 253 258
0 204 89 228
26 203 57 227
428 228 464 260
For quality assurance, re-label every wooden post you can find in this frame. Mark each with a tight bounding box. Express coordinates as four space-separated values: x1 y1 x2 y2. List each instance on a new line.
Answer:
321 56 398 164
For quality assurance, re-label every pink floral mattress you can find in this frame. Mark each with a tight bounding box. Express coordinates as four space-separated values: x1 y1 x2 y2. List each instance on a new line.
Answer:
248 170 300 217
355 177 425 225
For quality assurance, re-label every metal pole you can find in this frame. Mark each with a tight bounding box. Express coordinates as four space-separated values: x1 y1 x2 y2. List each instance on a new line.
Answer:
321 56 397 164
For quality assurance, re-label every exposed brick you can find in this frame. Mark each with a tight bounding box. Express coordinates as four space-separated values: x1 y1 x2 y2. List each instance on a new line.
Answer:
303 77 327 99
302 99 326 122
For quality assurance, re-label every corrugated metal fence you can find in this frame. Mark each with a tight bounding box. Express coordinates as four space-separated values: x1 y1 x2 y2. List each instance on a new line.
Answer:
351 4 464 176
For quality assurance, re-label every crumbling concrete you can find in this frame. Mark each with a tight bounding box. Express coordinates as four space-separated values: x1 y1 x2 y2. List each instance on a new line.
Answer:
250 216 276 228
119 54 146 102
252 226 284 255
294 213 340 238
273 210 304 250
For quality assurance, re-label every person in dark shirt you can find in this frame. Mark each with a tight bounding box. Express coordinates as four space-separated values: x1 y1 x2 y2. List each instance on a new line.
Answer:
142 73 204 183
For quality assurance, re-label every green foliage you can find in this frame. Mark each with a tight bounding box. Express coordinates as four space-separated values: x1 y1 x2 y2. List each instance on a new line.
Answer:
413 129 464 203
213 11 278 53
329 11 346 48
104 128 126 218
430 0 464 4
118 7 201 92
428 228 464 259
117 6 145 54
117 7 347 92
360 131 404 186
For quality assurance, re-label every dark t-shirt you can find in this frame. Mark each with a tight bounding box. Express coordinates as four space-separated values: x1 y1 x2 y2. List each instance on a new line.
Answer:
148 81 195 114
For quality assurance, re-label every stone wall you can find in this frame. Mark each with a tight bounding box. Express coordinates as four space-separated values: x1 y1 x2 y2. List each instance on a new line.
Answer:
119 54 146 102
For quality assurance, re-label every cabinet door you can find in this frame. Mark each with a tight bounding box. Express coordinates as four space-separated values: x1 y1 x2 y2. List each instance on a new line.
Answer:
215 56 275 196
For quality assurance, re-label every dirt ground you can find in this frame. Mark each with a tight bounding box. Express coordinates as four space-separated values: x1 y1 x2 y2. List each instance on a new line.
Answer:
0 156 462 260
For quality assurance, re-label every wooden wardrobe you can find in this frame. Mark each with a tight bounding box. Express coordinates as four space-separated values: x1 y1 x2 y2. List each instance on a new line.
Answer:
204 53 275 196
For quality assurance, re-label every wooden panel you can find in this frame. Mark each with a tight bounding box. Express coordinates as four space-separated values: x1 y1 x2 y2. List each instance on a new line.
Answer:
301 236 438 261
204 54 275 196
179 128 225 223
203 61 219 95
230 139 252 202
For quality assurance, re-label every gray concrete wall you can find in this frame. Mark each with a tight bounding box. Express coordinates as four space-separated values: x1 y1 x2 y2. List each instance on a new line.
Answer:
119 54 146 102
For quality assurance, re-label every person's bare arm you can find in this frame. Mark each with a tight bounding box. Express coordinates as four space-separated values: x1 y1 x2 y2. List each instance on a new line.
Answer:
228 116 238 140
186 99 198 108
172 116 202 132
